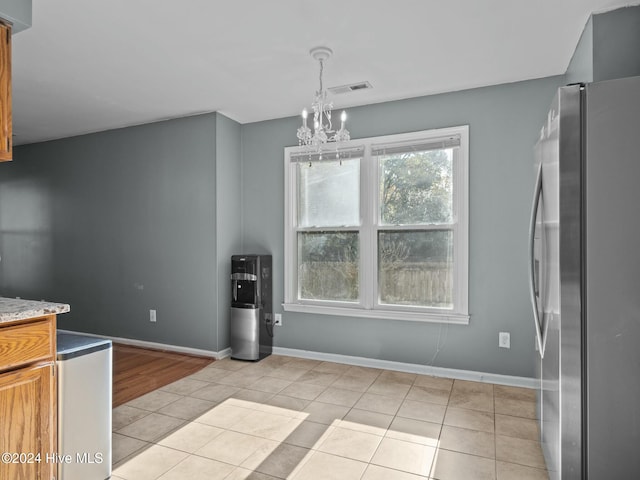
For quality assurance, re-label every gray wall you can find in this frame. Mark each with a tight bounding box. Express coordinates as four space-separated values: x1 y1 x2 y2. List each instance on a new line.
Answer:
0 113 225 351
215 113 243 351
241 76 563 377
0 4 635 376
566 6 640 85
0 0 31 33
0 75 573 377
592 6 640 82
565 16 593 85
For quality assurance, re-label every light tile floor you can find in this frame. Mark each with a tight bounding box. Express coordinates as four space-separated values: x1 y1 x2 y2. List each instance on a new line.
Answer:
111 355 549 480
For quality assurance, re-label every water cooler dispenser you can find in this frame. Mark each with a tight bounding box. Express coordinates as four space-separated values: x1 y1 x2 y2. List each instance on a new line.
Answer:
230 254 273 360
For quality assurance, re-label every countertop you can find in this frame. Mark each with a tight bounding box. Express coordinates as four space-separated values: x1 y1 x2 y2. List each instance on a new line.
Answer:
57 332 111 360
0 297 70 323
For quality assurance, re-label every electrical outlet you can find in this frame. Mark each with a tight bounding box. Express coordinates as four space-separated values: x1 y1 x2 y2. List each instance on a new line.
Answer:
274 313 282 326
499 331 510 349
150 309 157 323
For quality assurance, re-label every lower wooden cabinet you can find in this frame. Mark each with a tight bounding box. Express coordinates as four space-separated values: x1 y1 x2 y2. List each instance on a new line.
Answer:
0 360 56 480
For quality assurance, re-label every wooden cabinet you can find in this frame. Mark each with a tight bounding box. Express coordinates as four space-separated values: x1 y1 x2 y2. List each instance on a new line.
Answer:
0 364 56 480
0 318 54 370
0 21 10 162
0 315 56 480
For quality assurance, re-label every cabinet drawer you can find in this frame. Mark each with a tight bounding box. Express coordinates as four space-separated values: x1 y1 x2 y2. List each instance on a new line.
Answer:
0 318 55 372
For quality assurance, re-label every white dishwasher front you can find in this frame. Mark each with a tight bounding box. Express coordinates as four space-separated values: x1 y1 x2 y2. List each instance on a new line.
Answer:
57 332 112 480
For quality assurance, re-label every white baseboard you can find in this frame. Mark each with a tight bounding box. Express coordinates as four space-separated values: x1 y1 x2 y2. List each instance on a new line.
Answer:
272 346 538 389
57 330 537 388
217 347 232 359
57 329 227 360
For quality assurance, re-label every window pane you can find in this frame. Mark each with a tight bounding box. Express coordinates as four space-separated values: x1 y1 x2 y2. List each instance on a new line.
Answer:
298 231 359 302
298 159 360 227
379 148 453 225
378 230 453 308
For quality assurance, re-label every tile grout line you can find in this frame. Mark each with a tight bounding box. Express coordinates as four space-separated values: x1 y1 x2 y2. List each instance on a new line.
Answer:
113 356 547 479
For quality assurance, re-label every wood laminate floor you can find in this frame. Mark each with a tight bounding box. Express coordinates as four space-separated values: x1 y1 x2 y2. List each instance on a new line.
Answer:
112 344 215 407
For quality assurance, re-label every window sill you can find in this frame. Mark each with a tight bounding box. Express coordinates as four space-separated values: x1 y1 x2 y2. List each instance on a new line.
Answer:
282 303 470 325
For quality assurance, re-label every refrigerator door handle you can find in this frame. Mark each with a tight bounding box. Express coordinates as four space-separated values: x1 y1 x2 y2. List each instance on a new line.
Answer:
529 162 545 357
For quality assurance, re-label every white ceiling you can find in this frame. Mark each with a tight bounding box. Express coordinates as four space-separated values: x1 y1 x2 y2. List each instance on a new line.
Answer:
10 0 638 145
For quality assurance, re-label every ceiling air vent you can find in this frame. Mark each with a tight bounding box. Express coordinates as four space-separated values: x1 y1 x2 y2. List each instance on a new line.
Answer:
328 81 373 95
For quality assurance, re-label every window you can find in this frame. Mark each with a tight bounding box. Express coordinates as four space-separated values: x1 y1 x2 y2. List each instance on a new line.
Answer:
284 126 469 324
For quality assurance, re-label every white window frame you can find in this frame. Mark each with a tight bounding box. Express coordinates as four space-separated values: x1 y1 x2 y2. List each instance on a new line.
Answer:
284 126 469 324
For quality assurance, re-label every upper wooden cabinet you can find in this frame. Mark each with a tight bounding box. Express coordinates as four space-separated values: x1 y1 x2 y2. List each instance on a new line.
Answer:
0 21 10 162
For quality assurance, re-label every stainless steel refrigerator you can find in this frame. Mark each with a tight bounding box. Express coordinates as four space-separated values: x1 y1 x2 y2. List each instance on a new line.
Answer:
530 75 640 479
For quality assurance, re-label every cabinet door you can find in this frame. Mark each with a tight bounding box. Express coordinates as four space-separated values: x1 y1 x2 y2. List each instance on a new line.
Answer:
0 21 10 162
0 364 56 480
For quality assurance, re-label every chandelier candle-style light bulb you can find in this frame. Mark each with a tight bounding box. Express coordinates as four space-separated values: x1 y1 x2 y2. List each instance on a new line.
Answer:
296 46 351 152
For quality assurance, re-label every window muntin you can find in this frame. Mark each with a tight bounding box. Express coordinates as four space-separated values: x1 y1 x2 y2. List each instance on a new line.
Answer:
284 126 469 323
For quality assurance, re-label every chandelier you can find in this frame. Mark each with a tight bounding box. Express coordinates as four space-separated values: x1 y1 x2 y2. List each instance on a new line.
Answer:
296 47 350 151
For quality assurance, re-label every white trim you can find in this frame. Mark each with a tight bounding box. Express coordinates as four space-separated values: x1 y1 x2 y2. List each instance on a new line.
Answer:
57 329 533 388
361 145 375 309
283 148 296 305
282 302 470 324
284 126 470 322
216 347 232 359
58 329 229 359
272 346 538 389
455 127 470 314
